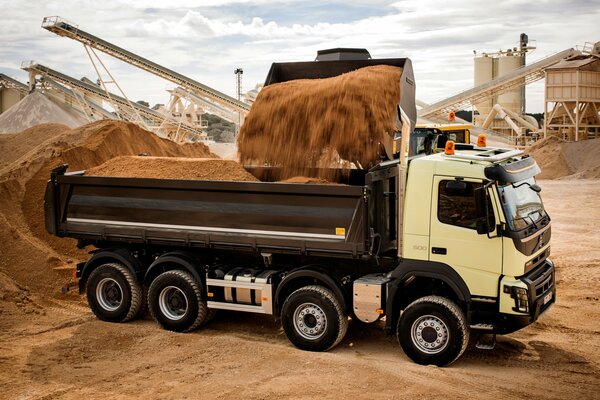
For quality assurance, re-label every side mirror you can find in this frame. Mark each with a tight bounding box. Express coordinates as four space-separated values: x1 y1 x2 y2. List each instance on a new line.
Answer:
473 186 487 218
474 186 495 235
476 219 489 235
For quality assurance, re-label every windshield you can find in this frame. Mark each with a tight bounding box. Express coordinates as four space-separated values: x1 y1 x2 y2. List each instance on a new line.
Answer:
498 178 546 231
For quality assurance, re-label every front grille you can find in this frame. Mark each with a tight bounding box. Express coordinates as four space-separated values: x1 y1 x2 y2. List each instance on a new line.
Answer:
524 260 554 298
536 275 553 297
525 248 550 274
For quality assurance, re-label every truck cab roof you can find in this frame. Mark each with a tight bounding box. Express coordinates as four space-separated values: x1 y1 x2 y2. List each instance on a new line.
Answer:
411 144 541 183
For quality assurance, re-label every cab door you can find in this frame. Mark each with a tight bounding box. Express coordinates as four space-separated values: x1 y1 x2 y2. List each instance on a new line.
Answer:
429 176 502 297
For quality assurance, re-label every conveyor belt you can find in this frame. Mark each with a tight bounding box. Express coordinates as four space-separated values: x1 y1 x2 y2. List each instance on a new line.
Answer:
0 73 29 94
42 16 250 118
23 62 204 139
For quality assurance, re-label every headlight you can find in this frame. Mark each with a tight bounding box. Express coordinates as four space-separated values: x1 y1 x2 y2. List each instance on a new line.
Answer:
511 287 529 313
505 285 529 313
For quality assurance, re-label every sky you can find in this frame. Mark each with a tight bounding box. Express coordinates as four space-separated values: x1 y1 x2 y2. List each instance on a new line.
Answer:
1 0 599 113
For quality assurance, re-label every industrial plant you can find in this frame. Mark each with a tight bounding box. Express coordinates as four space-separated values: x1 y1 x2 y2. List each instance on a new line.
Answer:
1 13 600 400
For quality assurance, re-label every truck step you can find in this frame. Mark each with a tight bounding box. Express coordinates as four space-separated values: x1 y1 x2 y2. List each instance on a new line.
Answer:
475 333 496 350
469 323 495 331
207 301 270 314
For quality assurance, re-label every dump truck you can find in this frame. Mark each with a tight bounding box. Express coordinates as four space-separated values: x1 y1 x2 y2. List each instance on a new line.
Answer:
44 49 554 366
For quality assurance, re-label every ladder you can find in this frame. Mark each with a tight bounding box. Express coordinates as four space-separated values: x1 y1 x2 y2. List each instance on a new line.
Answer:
41 16 251 119
419 48 580 118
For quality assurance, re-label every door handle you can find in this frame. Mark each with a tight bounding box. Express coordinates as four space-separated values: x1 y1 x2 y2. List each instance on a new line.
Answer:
432 247 447 255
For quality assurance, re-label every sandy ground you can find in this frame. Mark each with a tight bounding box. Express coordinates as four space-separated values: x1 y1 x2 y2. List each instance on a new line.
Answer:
1 179 599 399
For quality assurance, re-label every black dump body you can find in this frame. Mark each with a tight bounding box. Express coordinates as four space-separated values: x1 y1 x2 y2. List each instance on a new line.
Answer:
44 52 410 261
45 163 398 260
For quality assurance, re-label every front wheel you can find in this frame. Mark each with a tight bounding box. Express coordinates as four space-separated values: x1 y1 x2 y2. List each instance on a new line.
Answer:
281 285 348 352
148 270 208 333
397 295 469 366
86 263 143 323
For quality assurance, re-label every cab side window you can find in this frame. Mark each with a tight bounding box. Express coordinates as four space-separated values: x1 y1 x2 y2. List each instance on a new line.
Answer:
438 180 493 229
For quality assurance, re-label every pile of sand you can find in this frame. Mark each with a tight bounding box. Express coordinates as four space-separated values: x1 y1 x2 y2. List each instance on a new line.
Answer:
237 65 402 178
0 91 87 134
0 120 214 297
527 137 600 179
87 156 258 181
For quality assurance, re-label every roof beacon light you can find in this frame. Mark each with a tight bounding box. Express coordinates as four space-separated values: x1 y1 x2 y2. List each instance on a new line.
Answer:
445 140 455 155
477 134 487 147
448 111 456 121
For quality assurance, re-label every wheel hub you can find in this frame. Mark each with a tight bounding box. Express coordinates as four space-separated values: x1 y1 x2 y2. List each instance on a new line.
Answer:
96 278 123 311
293 303 327 340
411 315 449 354
159 286 189 321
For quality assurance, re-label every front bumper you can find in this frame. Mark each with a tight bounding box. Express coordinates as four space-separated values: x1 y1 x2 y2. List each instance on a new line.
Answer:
496 259 555 334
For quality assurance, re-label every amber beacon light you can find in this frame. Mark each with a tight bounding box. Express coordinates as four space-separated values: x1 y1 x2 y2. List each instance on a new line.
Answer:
477 134 487 147
444 140 455 155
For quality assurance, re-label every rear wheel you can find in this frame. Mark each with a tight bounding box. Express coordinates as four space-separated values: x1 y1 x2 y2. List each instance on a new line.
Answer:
281 285 348 352
397 295 469 366
148 270 208 332
86 263 143 323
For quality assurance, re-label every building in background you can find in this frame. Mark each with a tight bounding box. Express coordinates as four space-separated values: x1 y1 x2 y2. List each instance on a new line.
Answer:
473 34 539 137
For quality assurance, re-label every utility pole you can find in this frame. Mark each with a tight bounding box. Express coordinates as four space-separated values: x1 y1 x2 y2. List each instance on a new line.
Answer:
234 68 243 101
234 68 243 135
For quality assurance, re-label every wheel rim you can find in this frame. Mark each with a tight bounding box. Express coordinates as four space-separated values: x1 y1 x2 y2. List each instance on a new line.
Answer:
96 278 123 311
159 286 189 321
410 314 450 354
293 302 327 340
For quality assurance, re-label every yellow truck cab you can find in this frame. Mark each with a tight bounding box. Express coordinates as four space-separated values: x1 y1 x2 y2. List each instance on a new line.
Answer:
409 123 471 156
394 142 554 348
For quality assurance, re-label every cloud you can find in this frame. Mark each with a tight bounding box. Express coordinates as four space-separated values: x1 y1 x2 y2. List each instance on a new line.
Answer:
1 0 599 113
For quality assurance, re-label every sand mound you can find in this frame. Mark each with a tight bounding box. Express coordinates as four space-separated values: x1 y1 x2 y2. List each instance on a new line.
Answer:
0 91 87 134
527 137 600 179
87 156 259 181
0 120 214 297
0 123 70 170
237 65 402 178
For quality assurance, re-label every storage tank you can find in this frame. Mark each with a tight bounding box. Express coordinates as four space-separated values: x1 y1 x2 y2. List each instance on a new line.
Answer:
497 54 524 114
474 55 494 118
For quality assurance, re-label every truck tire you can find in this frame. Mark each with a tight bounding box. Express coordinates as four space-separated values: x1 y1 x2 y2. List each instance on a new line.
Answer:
148 270 208 333
397 295 469 366
281 285 348 352
86 263 143 323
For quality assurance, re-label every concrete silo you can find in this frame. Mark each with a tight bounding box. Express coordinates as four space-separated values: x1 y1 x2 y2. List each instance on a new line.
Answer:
473 55 495 119
473 34 533 135
497 52 525 114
